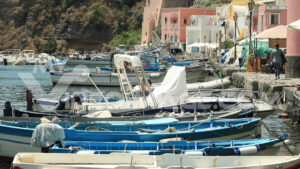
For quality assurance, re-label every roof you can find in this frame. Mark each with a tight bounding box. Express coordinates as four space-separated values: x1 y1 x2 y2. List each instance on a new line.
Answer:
287 19 300 31
255 25 287 39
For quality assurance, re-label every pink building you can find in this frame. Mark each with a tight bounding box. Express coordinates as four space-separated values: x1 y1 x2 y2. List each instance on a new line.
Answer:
141 0 194 45
286 0 300 78
161 8 216 44
257 4 287 33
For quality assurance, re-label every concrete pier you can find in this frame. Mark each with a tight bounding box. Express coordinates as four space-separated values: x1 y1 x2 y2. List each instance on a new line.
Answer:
211 62 246 77
232 72 300 122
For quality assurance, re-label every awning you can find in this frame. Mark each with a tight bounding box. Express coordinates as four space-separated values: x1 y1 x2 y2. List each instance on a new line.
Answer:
188 43 218 48
287 19 300 31
255 25 287 39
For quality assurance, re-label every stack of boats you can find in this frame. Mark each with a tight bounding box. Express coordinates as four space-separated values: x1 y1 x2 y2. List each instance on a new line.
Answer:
2 54 299 169
49 50 210 86
0 49 57 65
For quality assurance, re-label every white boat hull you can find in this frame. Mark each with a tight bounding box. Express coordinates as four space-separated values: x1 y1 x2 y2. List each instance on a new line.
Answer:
0 133 40 161
66 59 111 66
13 153 300 169
50 71 165 87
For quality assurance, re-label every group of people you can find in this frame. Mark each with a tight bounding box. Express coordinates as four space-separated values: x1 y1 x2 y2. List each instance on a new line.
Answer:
270 43 286 80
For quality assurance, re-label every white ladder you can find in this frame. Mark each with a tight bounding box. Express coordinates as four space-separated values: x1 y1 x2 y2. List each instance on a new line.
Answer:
134 67 158 108
116 67 136 101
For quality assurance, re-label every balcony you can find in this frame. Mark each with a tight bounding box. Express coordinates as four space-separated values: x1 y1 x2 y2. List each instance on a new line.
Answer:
170 24 179 29
267 5 287 10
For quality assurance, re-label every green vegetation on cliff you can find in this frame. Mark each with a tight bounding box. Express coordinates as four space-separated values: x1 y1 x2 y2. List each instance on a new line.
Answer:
42 38 57 54
113 30 141 49
193 0 231 8
0 0 145 52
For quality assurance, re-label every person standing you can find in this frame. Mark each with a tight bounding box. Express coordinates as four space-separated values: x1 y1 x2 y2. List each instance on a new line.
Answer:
270 43 283 80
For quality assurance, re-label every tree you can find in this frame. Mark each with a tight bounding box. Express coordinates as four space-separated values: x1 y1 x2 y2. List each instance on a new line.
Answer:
42 38 57 54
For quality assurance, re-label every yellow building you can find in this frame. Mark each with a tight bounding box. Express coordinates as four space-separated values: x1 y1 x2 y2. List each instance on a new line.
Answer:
231 0 263 6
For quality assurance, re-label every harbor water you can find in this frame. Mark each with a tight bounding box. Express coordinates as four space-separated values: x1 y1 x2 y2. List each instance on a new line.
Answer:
0 65 299 168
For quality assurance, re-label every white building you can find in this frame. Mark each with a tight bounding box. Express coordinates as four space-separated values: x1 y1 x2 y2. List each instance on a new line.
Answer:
186 15 220 53
216 5 250 42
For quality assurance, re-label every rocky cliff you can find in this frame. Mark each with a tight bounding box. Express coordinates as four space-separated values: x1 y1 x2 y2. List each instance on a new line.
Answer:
0 0 144 52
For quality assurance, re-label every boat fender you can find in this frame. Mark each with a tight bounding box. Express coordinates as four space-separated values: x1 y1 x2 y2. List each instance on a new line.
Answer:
81 72 91 77
235 145 260 155
131 151 151 155
183 151 206 156
273 139 291 147
149 73 160 78
77 150 99 155
148 78 152 85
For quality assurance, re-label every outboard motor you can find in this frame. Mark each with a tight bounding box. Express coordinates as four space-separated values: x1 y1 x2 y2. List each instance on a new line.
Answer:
3 58 8 65
3 101 12 116
31 123 65 153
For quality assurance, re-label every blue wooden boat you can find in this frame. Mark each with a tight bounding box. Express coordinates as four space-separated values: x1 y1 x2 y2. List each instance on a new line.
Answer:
51 134 289 156
99 52 196 73
0 118 261 160
1 118 261 141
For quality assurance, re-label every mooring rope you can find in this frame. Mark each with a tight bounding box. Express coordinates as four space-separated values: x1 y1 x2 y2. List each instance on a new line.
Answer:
261 121 295 156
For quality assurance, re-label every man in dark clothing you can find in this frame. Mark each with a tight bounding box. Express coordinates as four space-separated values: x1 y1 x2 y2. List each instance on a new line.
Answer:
270 43 283 80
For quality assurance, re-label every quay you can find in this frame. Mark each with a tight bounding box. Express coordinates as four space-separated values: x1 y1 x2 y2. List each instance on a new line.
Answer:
231 72 300 124
213 61 300 124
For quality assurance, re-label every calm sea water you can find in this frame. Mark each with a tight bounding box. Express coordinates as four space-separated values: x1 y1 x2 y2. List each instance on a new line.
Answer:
0 65 121 112
0 65 299 159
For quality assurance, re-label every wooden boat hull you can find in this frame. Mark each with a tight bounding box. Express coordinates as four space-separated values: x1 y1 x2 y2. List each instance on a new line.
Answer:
51 134 289 156
0 118 261 159
13 153 300 169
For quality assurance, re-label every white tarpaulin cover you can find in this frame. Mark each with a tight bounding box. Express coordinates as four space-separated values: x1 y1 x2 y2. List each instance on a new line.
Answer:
114 54 142 69
148 66 188 107
287 19 300 31
31 123 65 148
83 110 112 118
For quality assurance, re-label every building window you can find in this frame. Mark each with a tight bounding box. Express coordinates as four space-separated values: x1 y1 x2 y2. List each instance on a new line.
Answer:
170 35 174 42
183 18 187 24
165 17 167 25
253 18 258 28
164 34 167 41
270 13 280 25
265 14 267 25
260 15 264 31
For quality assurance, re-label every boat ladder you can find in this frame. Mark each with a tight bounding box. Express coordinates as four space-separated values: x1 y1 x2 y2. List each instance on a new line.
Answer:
134 67 158 108
116 67 136 101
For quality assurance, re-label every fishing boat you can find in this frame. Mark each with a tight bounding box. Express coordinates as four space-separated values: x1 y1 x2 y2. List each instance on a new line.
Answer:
0 118 261 160
45 60 66 71
50 70 164 87
5 55 273 118
51 134 290 156
7 105 255 120
51 52 209 87
133 77 232 94
12 153 300 169
65 51 112 67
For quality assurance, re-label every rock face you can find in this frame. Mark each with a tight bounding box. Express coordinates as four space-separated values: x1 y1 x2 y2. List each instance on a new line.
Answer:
0 0 144 52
